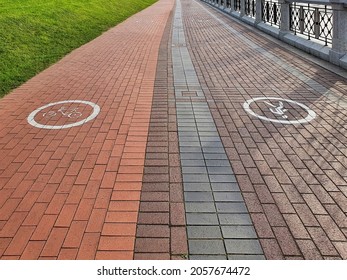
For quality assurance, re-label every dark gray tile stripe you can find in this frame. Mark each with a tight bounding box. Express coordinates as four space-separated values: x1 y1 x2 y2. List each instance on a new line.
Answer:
172 0 265 259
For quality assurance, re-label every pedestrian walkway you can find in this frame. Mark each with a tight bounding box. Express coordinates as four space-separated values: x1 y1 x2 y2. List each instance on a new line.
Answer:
0 0 347 260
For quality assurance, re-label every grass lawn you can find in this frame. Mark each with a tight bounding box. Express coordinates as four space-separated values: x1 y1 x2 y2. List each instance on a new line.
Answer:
0 0 157 98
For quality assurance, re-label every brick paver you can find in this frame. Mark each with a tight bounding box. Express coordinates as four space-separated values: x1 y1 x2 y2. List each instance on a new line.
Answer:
180 0 347 259
1 0 347 260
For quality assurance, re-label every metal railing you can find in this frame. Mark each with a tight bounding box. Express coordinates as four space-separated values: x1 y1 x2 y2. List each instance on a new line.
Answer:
289 3 333 45
234 0 241 12
245 0 256 18
202 0 347 68
262 0 281 27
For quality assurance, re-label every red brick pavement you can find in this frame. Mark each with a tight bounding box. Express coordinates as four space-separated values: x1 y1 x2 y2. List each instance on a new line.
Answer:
0 0 174 260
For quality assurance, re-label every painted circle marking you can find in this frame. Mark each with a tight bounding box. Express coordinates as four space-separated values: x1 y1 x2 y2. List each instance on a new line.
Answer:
243 97 316 124
27 100 100 130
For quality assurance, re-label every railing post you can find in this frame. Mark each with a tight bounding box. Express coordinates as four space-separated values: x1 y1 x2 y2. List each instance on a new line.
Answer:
279 0 290 36
230 0 235 12
329 1 347 64
241 0 246 16
255 0 263 23
313 8 320 39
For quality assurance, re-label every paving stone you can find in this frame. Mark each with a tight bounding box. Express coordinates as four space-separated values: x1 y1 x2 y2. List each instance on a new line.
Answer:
186 213 219 225
184 192 214 202
210 174 237 183
182 167 208 174
190 255 227 260
181 159 206 167
221 226 257 239
202 148 225 154
198 132 220 137
207 166 234 174
214 192 243 202
183 183 212 192
189 240 225 255
179 137 200 143
199 136 221 142
180 141 201 147
204 153 228 160
228 255 266 260
216 202 248 213
225 240 263 255
180 146 202 153
211 183 240 192
185 202 216 213
205 160 231 167
187 226 222 239
178 132 199 137
183 174 210 183
181 153 204 160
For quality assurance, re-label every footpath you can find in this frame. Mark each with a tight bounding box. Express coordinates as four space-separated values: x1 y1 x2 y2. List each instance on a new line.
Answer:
0 0 346 260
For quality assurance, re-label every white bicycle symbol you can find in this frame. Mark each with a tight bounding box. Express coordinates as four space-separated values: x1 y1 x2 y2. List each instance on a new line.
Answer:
43 106 82 119
27 100 100 130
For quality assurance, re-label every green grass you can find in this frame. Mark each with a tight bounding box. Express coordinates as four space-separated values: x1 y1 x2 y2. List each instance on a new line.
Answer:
0 0 157 98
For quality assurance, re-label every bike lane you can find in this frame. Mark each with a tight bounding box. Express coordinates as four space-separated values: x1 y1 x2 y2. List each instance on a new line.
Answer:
0 0 174 259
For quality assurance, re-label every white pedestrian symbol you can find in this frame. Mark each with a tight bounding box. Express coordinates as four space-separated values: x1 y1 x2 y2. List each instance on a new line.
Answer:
263 101 288 119
243 97 316 125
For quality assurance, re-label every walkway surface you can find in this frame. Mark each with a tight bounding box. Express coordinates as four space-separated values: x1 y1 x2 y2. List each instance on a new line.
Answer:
0 0 347 260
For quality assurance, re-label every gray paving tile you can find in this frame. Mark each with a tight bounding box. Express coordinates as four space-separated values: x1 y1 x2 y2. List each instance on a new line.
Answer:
177 120 195 124
178 123 196 127
218 214 253 225
221 226 257 239
179 132 199 137
180 146 202 153
205 159 231 167
182 166 208 174
215 202 248 213
185 191 214 202
189 240 225 254
179 135 198 141
185 202 216 212
186 213 219 225
202 148 225 154
180 127 198 132
177 114 194 118
225 240 263 255
183 183 212 191
198 131 220 137
210 174 237 183
204 154 228 160
181 159 206 166
180 141 201 147
181 153 204 160
211 183 240 191
228 255 266 260
199 136 221 142
214 192 243 202
196 122 216 127
183 173 210 182
198 127 218 132
201 141 223 148
207 166 233 174
187 226 222 239
190 255 227 260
